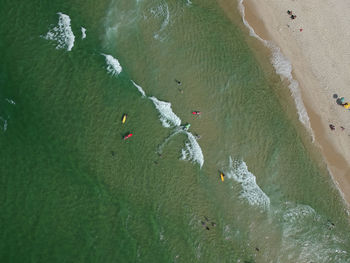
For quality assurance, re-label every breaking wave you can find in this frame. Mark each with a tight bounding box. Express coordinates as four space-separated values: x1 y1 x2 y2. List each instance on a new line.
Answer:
131 80 146 97
6 99 15 105
180 131 204 168
81 27 86 39
43 12 75 51
129 82 204 168
226 157 270 209
102 53 122 76
149 96 181 128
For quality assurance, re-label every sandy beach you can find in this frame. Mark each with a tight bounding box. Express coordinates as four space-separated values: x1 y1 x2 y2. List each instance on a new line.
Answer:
232 0 350 207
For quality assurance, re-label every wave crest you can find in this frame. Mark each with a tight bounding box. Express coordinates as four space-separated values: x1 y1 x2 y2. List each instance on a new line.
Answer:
43 13 75 51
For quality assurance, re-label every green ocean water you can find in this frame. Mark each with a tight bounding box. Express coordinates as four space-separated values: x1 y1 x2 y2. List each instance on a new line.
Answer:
1 0 350 262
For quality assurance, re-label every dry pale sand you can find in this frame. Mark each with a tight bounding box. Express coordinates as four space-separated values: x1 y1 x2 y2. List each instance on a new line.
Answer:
232 0 350 207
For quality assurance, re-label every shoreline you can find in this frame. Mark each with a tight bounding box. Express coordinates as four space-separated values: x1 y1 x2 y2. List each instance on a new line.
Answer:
239 0 350 208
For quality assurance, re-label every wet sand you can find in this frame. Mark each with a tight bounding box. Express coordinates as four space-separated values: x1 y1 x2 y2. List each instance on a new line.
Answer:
239 0 350 207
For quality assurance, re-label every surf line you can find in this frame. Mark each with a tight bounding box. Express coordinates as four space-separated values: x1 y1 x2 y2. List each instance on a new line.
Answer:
130 80 204 168
238 0 313 138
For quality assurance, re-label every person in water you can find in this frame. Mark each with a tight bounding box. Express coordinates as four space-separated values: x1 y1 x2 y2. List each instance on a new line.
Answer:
175 79 181 85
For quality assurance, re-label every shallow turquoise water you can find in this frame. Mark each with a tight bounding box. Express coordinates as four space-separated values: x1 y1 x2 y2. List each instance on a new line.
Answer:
1 0 350 262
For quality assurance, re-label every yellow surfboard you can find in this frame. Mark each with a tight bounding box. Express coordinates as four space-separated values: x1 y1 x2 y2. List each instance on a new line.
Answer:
220 172 225 182
122 114 127 124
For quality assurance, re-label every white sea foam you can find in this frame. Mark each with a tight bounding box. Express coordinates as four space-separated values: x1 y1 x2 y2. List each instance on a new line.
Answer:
131 80 146 97
180 131 204 168
6 99 15 105
151 2 170 40
81 27 86 39
186 0 192 6
149 96 181 127
0 117 7 132
43 12 75 51
277 203 349 262
238 0 312 133
157 129 182 155
226 157 270 209
102 54 122 76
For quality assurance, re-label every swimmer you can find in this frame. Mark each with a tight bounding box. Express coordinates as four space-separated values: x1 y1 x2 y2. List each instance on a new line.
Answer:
206 227 210 230
204 216 209 222
111 151 115 156
211 222 216 227
175 79 182 85
194 134 201 139
327 220 335 229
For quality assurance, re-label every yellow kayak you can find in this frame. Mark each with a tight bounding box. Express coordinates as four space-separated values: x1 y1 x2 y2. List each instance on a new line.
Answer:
220 172 225 182
122 114 127 124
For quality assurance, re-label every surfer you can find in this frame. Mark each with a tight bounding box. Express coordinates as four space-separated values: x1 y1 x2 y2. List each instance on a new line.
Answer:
123 133 133 140
121 113 127 124
220 172 225 182
182 123 191 131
